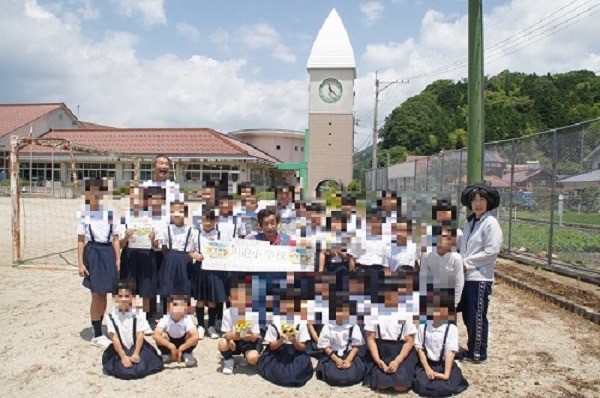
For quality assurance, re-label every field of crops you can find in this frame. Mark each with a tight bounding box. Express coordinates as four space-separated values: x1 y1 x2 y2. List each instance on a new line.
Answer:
500 221 600 268
502 209 600 226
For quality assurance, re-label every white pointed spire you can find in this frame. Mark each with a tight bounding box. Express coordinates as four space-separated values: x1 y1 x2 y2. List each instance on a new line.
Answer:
307 8 356 71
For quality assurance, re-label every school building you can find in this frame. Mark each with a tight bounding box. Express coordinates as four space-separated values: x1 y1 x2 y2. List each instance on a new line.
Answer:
0 103 299 192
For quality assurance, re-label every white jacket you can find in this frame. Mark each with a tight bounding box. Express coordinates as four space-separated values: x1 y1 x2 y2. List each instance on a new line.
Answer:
460 211 503 282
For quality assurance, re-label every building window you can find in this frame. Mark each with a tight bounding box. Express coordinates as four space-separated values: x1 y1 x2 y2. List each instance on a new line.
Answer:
301 147 304 152
276 145 281 150
122 162 156 182
184 164 240 184
295 146 298 151
75 162 116 180
0 151 8 180
19 162 60 183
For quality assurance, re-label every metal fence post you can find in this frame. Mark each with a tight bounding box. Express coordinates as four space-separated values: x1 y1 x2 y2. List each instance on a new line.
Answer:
441 151 445 190
457 149 464 221
425 157 430 191
508 141 516 253
548 129 558 266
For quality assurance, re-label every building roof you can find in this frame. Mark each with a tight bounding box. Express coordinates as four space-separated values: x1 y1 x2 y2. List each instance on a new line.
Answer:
442 149 507 163
21 128 280 164
228 128 305 139
307 8 356 71
484 174 511 188
504 168 552 184
80 121 114 129
0 103 78 139
560 169 600 184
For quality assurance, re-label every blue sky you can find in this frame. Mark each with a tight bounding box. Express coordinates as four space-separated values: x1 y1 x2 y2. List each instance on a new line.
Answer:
0 0 598 150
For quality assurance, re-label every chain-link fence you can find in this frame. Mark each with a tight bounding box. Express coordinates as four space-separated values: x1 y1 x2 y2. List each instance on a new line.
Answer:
366 118 600 270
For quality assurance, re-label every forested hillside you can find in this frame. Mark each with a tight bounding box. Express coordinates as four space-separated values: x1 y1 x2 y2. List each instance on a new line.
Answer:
353 69 600 180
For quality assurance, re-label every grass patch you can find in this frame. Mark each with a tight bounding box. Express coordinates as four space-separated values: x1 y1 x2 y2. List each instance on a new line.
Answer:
500 221 600 267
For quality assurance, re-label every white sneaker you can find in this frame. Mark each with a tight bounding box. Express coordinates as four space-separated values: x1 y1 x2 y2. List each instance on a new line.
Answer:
90 335 111 349
208 326 219 339
197 326 205 340
239 358 248 367
222 358 234 375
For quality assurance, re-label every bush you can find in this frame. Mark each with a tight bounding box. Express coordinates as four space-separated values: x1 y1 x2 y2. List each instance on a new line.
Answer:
347 179 362 194
0 179 28 187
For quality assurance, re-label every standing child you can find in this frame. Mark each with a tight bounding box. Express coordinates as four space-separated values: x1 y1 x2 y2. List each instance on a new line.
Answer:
191 209 227 339
258 286 313 387
385 217 420 271
420 227 464 308
413 296 469 397
318 211 354 273
156 201 202 306
315 293 366 386
78 177 121 348
120 185 167 320
153 295 200 367
351 206 390 272
102 281 164 379
218 278 262 375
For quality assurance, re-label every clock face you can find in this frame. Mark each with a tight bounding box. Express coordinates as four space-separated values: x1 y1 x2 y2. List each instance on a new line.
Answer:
318 78 343 103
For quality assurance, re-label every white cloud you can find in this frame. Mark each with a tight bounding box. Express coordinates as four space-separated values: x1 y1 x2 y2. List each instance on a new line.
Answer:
0 0 307 131
353 0 600 149
176 22 200 41
237 23 296 63
111 0 166 28
360 1 384 26
77 0 99 20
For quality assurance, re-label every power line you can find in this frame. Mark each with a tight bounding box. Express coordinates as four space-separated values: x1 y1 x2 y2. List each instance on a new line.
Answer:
405 0 594 81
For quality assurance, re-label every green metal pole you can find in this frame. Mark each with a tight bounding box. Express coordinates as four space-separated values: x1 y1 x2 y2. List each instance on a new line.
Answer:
467 0 484 185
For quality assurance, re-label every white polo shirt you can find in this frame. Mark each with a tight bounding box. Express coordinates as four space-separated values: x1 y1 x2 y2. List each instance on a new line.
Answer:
385 241 420 270
415 323 459 362
160 224 199 252
106 308 151 350
419 250 464 307
156 314 195 339
77 207 121 243
221 307 261 335
365 317 417 341
264 317 310 344
317 324 365 357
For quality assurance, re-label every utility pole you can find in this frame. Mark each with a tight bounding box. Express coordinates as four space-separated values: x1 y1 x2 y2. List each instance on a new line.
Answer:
371 70 409 191
467 0 484 185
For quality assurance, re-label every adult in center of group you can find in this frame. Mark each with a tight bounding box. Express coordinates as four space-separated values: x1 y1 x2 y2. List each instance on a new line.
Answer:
459 183 502 364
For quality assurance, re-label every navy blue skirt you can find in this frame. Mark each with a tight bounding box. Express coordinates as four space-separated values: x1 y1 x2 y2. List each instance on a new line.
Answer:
413 361 468 397
305 323 325 359
363 340 418 389
157 251 193 297
102 340 164 380
191 268 228 303
258 344 314 387
121 248 159 297
316 350 366 386
82 242 118 294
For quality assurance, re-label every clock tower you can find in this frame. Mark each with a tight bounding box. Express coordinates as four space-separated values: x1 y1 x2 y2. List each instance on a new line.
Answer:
306 8 356 197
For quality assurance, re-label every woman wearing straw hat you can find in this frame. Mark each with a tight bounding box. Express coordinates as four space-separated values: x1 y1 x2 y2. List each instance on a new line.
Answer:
459 183 503 364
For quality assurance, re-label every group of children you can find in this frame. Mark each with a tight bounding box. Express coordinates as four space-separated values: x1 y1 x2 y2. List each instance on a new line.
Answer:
77 176 472 396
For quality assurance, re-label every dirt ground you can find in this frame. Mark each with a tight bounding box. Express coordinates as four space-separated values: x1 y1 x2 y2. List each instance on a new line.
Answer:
1 197 600 396
0 263 598 398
